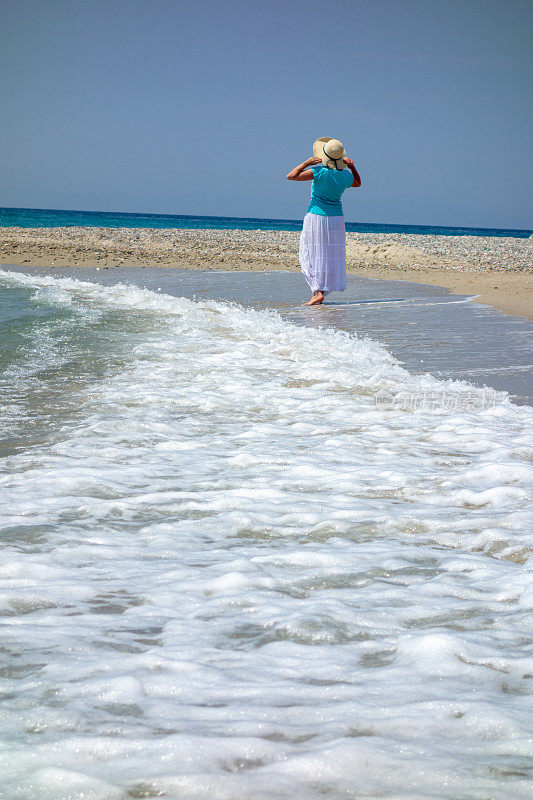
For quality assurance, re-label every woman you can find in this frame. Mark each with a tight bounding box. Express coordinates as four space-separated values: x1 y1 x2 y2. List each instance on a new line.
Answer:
287 137 361 305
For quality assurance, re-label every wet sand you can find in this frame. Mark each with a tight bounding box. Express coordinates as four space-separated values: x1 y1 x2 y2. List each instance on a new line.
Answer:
1 225 532 319
346 265 533 321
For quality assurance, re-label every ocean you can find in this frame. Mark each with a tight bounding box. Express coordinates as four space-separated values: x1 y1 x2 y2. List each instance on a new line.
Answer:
0 265 532 799
1 205 532 237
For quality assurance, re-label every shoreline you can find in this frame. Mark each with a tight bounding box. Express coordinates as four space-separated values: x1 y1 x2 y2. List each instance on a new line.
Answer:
345 265 533 320
1 225 532 320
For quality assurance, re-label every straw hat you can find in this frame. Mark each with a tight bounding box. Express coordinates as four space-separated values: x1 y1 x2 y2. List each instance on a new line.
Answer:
313 137 346 170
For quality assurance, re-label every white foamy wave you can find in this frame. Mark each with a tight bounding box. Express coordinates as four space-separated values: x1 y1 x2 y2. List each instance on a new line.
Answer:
0 269 532 800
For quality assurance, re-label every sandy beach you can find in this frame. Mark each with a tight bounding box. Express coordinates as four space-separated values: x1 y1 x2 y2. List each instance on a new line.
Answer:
2 225 532 319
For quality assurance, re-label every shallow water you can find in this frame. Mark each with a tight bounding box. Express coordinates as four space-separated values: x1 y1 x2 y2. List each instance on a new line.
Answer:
0 267 532 800
5 264 531 403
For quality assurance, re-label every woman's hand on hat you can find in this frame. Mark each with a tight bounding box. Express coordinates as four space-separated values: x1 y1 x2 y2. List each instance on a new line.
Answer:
306 156 322 165
343 158 355 168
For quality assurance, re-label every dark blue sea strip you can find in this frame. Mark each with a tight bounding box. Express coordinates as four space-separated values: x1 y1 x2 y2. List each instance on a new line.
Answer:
1 207 531 238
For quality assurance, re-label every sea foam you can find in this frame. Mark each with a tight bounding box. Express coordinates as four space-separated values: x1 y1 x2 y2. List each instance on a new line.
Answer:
0 269 532 799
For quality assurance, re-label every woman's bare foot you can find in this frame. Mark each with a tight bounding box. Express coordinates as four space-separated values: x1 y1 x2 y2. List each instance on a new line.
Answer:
304 291 324 306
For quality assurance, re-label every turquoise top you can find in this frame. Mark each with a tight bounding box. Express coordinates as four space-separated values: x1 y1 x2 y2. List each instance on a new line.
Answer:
307 165 353 216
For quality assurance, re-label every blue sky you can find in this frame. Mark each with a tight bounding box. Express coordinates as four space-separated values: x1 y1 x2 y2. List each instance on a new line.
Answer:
1 0 531 228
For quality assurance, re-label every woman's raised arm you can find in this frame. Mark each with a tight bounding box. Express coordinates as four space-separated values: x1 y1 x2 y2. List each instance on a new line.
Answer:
343 158 362 187
286 156 322 181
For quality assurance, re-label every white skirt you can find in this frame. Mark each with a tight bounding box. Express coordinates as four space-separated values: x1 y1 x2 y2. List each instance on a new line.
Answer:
299 213 347 296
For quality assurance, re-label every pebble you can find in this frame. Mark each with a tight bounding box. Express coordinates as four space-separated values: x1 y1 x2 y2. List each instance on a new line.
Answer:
1 225 532 274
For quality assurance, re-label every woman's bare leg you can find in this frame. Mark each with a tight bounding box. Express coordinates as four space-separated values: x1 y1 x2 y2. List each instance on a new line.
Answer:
304 291 324 306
